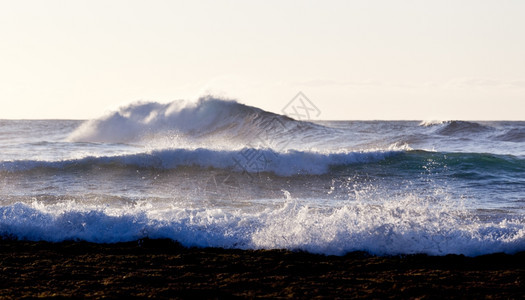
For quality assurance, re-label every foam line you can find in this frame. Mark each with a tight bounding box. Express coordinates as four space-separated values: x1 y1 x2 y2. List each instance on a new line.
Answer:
1 199 523 256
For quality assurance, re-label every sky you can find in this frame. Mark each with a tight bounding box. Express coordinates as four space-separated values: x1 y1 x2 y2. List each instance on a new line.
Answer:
1 0 524 120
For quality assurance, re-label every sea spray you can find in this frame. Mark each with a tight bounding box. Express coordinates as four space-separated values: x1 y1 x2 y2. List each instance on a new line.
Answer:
1 189 524 256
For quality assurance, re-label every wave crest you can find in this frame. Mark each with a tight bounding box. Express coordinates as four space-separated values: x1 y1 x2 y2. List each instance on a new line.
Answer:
0 148 399 176
420 120 493 136
68 97 328 149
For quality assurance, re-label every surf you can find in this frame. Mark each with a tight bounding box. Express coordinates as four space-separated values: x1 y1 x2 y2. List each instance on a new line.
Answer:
1 192 524 256
67 97 331 151
0 148 401 176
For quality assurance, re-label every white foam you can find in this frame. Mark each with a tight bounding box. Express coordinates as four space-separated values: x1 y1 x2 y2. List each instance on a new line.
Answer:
1 195 523 256
419 120 449 127
69 97 308 147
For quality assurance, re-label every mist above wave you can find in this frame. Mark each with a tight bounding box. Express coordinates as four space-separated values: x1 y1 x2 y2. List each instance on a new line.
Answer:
68 97 328 150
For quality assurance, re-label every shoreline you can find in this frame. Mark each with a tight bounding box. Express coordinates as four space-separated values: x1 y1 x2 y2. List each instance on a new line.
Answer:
1 239 523 299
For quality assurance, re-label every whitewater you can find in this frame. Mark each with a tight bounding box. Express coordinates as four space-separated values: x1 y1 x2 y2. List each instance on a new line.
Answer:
1 97 524 256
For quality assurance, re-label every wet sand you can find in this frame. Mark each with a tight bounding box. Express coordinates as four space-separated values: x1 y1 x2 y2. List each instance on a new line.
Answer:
1 238 523 299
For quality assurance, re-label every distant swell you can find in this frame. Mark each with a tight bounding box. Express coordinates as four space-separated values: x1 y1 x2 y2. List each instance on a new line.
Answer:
495 128 525 142
422 121 493 136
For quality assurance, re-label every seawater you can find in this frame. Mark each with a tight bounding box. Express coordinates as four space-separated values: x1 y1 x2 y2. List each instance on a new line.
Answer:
1 98 524 256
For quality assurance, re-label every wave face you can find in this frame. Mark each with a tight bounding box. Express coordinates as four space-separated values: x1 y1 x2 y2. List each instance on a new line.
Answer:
1 98 525 256
422 120 493 136
2 149 523 179
67 97 328 150
495 127 525 142
0 148 400 176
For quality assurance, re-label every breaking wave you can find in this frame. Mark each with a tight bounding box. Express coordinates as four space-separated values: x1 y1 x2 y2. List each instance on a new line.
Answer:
68 97 330 149
1 195 524 256
0 148 399 176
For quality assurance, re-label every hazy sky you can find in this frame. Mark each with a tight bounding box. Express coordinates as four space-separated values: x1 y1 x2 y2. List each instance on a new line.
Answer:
1 0 524 120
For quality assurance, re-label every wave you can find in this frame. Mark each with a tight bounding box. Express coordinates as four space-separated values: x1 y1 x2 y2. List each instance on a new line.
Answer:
420 120 525 145
494 128 525 143
68 97 331 149
2 148 524 178
397 151 525 172
1 197 524 256
419 120 448 127
0 148 399 176
421 120 493 136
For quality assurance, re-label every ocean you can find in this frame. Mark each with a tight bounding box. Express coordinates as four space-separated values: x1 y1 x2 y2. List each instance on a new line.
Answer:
1 97 524 256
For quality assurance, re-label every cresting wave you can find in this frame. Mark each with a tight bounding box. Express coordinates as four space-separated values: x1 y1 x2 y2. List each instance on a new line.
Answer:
68 97 330 148
420 120 492 135
1 196 524 256
2 149 523 177
419 120 525 144
0 148 399 176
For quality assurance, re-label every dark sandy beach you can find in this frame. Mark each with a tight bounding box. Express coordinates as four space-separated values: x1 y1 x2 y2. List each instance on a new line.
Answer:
0 238 523 299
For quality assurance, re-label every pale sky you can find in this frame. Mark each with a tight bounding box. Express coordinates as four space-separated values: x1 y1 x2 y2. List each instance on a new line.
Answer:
1 0 524 120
